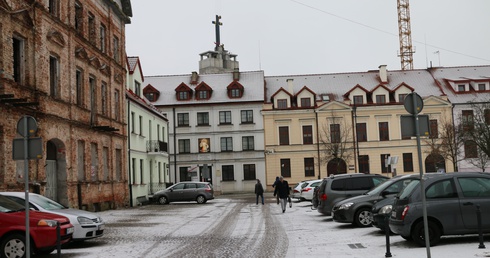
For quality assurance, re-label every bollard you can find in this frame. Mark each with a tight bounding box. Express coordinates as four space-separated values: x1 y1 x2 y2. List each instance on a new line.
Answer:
385 214 392 257
476 204 485 249
56 221 61 258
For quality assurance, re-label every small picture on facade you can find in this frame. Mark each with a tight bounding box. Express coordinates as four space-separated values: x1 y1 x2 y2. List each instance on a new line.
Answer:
199 138 210 153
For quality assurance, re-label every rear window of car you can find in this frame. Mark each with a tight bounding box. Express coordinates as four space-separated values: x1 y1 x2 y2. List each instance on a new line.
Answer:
197 183 211 189
346 177 373 190
331 178 346 191
311 181 322 187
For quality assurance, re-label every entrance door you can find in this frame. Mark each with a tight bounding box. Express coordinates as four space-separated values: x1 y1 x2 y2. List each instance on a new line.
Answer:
327 158 347 176
200 165 213 185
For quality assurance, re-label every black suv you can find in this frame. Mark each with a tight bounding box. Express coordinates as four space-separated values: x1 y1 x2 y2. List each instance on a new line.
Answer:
317 173 388 215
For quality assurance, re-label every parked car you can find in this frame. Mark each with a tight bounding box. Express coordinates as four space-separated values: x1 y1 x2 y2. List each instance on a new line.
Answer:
152 181 214 204
0 194 74 257
0 192 104 241
390 172 490 246
371 195 397 232
300 179 323 201
332 174 417 227
291 181 308 200
317 173 388 216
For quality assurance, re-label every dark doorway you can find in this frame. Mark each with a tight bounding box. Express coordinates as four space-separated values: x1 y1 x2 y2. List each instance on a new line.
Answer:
327 158 347 176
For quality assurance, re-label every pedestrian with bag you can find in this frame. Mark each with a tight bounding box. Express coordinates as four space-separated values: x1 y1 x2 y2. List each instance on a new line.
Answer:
255 179 264 205
273 176 290 213
272 176 280 204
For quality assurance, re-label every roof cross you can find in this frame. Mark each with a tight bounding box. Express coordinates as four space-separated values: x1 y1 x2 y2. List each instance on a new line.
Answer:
212 15 222 50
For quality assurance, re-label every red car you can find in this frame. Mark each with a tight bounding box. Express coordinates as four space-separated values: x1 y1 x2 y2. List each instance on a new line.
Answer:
0 194 74 257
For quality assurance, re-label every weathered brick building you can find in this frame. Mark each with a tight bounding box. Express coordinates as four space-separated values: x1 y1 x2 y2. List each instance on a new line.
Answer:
0 0 132 210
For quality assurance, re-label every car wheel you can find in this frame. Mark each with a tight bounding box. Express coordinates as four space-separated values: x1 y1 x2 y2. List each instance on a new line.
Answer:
196 195 206 204
411 221 441 247
158 196 168 204
1 233 28 258
354 208 373 227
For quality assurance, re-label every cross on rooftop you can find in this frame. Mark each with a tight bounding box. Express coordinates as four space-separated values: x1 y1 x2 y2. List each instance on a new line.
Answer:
212 15 222 50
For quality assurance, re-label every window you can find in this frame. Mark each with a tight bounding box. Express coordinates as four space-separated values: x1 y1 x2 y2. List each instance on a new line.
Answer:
426 180 456 199
381 154 391 173
178 139 191 153
139 159 144 184
231 88 240 98
353 95 363 105
348 178 373 191
429 119 438 138
113 36 120 63
144 92 155 101
279 126 289 145
219 111 232 124
88 13 96 44
398 94 407 103
197 90 209 99
330 124 340 143
458 84 465 92
304 158 314 177
75 1 83 34
76 69 83 106
101 82 107 115
241 110 253 124
379 122 389 141
356 123 367 142
462 110 474 131
376 95 386 104
49 56 59 98
114 89 120 120
102 147 109 181
220 137 233 152
222 165 234 181
134 81 141 96
178 91 189 100
100 24 106 53
478 83 486 91
13 36 25 84
49 0 59 17
139 116 143 135
131 158 136 184
358 155 369 173
115 148 122 181
280 159 291 177
243 164 256 180
242 136 254 151
303 125 313 144
301 98 311 107
89 77 97 114
277 99 287 109
130 112 135 133
403 153 414 172
197 112 209 126
177 113 189 127
77 141 85 181
90 143 98 181
464 140 478 158
458 177 490 197
179 167 191 181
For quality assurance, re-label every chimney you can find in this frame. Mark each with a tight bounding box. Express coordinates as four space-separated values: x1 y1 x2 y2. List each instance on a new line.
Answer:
190 71 199 85
233 68 240 81
378 65 388 83
287 79 294 95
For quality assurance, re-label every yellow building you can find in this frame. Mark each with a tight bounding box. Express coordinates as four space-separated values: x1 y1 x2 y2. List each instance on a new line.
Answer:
263 66 454 188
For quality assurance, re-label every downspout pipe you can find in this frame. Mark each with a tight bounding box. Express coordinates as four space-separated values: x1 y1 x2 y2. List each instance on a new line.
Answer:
127 98 133 207
173 108 177 183
315 109 321 179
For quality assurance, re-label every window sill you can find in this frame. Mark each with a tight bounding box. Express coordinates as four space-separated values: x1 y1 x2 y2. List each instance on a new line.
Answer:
221 180 236 183
240 122 255 125
196 124 211 127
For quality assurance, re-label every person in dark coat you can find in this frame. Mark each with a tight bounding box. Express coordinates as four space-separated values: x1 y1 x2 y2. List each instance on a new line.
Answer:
273 176 290 213
272 176 280 204
255 179 264 205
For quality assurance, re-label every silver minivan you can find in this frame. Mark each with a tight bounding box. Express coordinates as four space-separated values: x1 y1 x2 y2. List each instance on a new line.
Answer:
152 181 214 204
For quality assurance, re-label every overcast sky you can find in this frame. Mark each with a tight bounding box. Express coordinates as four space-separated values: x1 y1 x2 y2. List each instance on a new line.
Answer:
126 0 490 77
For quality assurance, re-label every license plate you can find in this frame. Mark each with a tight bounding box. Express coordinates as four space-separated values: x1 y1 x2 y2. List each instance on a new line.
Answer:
67 227 74 234
98 224 105 231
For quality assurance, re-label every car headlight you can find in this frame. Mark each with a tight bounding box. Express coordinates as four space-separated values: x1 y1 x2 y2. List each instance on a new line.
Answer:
77 216 95 225
379 205 392 214
339 202 354 210
38 219 58 227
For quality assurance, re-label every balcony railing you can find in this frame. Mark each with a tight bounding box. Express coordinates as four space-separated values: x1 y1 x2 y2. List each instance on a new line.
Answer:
146 140 168 153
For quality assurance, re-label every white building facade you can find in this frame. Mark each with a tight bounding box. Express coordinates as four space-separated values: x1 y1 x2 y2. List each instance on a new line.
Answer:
126 57 170 206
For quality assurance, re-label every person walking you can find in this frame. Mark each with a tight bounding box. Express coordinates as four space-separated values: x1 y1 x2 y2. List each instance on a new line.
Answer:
272 176 280 204
255 179 264 205
273 176 290 213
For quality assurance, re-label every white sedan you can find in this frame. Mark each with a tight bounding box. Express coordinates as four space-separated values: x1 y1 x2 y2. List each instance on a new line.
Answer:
1 192 104 241
299 179 323 201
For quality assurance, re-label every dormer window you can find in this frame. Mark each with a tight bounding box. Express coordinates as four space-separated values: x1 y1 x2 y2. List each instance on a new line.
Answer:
277 99 287 109
458 84 466 92
300 98 311 107
478 83 488 91
398 94 407 103
376 95 386 104
353 95 363 105
143 84 160 102
175 82 193 101
227 81 244 98
195 82 213 100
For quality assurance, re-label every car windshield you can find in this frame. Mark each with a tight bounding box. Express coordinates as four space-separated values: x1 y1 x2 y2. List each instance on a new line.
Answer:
0 195 26 213
397 180 420 199
364 179 397 195
29 195 66 210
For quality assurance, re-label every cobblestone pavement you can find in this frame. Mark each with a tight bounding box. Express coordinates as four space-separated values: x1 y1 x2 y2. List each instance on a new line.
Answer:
37 193 490 258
